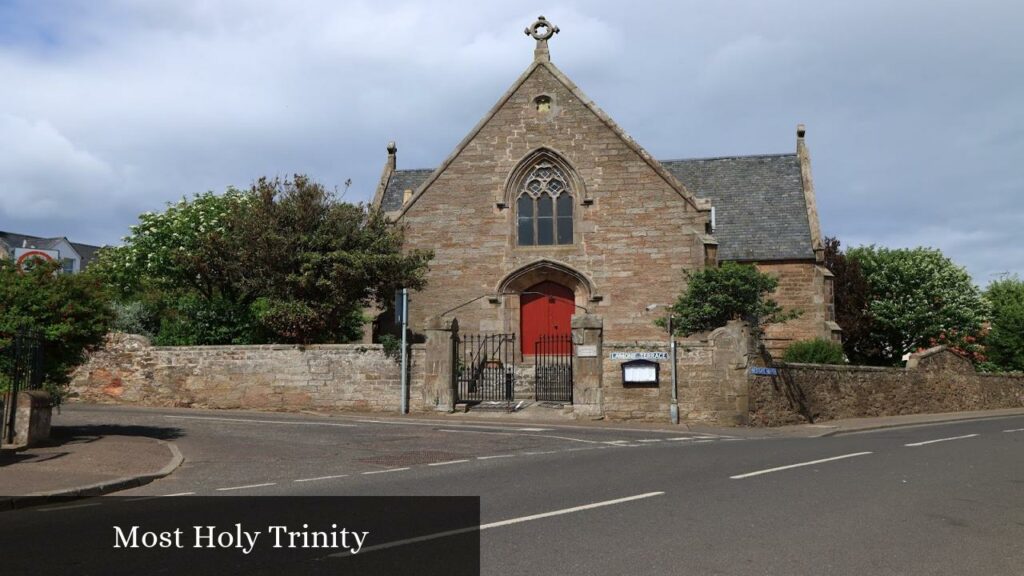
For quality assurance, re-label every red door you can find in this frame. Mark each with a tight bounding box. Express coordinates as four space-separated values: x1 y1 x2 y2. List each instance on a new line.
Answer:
520 281 574 355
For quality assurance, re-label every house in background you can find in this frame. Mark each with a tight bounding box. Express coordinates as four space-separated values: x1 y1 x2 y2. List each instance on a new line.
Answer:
0 231 102 274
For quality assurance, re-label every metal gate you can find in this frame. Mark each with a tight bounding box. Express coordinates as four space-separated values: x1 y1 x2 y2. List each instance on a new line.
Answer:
1 331 44 446
454 333 516 405
534 334 573 403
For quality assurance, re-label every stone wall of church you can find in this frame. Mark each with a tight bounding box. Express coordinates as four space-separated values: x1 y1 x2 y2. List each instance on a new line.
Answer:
69 333 426 414
756 261 836 357
399 64 708 343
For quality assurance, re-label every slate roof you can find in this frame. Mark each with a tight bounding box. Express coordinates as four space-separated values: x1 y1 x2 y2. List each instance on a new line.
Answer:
0 231 104 269
660 154 815 261
379 153 815 262
381 169 434 212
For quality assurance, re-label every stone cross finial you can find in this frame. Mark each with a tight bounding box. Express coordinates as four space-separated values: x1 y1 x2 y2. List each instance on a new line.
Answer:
525 16 559 62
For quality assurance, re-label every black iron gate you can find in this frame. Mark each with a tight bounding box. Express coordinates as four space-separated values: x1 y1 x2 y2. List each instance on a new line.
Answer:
455 333 516 404
534 334 573 403
1 331 44 445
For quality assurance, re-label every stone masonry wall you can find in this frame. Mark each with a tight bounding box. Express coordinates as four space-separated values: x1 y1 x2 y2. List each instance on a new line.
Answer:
601 321 752 424
757 261 836 356
749 346 1024 426
69 334 426 414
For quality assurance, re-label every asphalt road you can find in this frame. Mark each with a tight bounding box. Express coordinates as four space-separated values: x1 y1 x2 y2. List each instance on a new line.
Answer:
11 405 1024 575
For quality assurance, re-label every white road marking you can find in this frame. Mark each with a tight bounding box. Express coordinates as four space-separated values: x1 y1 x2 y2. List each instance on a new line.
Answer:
523 450 558 455
361 468 411 475
438 429 515 436
666 437 694 441
328 491 665 558
905 434 979 447
356 419 550 432
294 474 349 483
1003 428 1024 433
730 452 873 480
637 439 662 443
164 415 357 428
428 459 469 467
163 492 196 496
694 440 715 444
38 502 102 512
477 454 514 460
215 482 276 491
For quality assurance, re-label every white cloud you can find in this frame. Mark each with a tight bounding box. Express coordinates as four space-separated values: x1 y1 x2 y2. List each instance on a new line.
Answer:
0 0 1020 282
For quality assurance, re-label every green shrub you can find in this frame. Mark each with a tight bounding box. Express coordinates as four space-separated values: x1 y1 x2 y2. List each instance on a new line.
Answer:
0 259 113 401
783 338 846 365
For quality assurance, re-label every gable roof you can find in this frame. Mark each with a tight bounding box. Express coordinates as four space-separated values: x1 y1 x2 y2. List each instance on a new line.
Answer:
0 231 103 268
390 57 702 219
379 152 816 262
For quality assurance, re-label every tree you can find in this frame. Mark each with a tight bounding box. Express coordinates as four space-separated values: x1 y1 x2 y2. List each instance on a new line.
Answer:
0 259 112 399
846 245 989 365
822 237 873 363
984 275 1024 371
658 262 798 336
92 175 433 345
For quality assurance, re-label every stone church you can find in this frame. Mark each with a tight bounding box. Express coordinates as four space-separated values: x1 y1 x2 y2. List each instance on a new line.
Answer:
372 17 839 366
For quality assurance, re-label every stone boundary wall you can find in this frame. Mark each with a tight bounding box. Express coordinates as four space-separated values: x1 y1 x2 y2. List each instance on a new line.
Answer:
69 334 426 414
602 321 753 424
749 346 1024 426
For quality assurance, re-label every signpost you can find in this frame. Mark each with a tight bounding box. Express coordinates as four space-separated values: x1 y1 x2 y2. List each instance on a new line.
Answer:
396 288 409 415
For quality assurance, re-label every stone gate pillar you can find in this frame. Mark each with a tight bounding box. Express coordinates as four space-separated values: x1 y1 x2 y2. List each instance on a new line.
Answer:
424 316 458 412
571 314 603 419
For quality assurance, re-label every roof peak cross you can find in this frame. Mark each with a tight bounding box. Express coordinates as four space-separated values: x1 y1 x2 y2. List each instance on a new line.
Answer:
525 16 559 62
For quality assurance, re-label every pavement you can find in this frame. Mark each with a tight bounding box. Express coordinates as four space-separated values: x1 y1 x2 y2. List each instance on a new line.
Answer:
0 418 183 509
2 403 1022 510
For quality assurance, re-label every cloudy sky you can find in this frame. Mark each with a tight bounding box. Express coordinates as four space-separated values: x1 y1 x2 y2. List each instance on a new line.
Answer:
1 1 1021 283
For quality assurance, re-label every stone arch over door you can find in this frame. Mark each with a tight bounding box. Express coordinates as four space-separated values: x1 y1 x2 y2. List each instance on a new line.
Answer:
496 259 595 354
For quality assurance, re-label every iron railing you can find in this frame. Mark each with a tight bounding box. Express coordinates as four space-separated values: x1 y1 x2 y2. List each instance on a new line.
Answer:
534 334 573 403
455 333 516 404
1 330 44 445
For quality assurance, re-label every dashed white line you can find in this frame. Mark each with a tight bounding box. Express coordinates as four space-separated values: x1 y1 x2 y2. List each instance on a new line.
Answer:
163 492 196 497
294 474 349 483
523 450 558 455
328 491 665 558
1004 428 1024 433
905 434 979 447
356 420 550 432
477 454 514 460
428 459 469 467
216 482 276 491
637 439 662 443
730 452 873 480
362 468 411 475
165 415 357 428
666 437 695 441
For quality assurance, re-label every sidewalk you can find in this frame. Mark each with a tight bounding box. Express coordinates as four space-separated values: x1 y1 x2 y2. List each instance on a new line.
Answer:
0 424 183 510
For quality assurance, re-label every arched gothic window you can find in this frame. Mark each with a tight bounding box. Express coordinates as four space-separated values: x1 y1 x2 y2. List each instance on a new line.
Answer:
516 162 573 246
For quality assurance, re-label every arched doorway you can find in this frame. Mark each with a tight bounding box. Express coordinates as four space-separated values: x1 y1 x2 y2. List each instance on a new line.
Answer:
520 281 574 355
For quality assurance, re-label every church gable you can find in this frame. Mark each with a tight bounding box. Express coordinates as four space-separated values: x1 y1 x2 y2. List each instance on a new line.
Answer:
390 52 701 220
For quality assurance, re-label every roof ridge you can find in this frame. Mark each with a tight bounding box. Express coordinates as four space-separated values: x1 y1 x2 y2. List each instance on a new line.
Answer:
660 152 797 163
